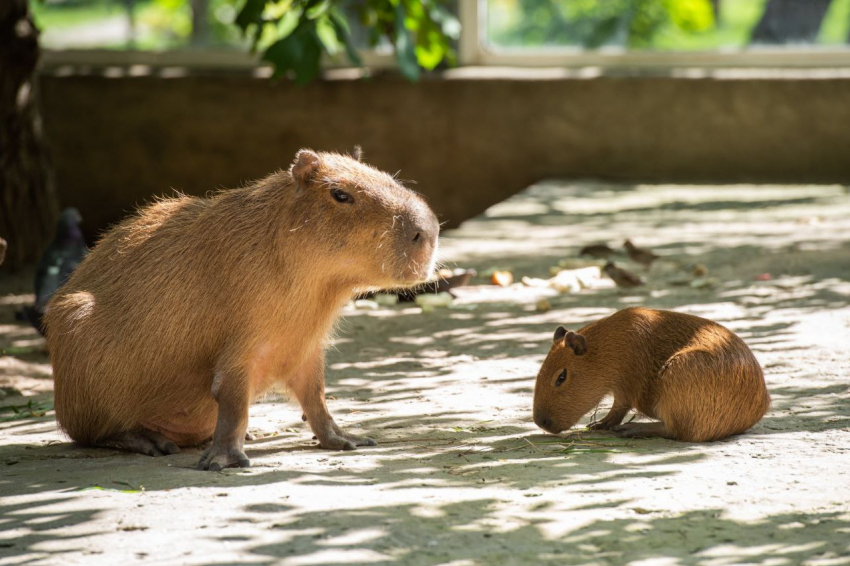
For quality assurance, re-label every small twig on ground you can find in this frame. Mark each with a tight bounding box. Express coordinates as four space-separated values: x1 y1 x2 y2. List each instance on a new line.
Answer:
523 437 541 452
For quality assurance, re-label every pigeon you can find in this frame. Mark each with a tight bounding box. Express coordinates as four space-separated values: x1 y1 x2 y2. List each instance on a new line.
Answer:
579 244 617 259
17 208 88 335
603 261 644 288
624 239 658 268
0 237 6 265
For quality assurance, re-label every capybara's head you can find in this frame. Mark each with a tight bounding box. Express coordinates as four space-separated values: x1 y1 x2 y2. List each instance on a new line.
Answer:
287 149 439 288
533 326 603 434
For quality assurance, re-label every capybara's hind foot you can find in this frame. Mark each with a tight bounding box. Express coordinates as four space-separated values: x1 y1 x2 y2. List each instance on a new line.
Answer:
317 427 376 451
99 429 181 457
197 443 250 471
611 421 671 439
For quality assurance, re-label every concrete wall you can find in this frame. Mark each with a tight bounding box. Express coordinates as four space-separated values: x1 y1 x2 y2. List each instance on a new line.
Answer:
39 68 850 239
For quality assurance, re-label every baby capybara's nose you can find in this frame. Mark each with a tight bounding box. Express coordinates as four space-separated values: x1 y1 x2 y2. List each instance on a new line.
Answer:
534 411 554 432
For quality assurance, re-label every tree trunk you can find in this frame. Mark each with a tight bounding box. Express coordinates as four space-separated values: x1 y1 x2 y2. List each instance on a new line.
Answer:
123 0 136 46
710 0 721 22
191 0 209 46
750 0 833 45
0 0 58 271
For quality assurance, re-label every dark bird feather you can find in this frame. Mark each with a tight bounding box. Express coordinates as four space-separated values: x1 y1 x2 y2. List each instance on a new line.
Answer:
17 208 88 335
623 239 658 267
603 261 644 288
579 244 617 259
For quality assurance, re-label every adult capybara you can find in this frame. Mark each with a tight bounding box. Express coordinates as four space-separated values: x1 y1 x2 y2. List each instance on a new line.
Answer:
533 307 770 442
45 149 439 470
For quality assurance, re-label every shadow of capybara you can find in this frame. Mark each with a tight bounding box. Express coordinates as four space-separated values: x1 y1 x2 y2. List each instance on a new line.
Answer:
533 307 770 442
45 149 439 470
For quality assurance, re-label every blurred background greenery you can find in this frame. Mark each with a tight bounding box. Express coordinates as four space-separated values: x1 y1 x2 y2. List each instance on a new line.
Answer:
32 0 850 52
29 0 850 82
487 0 850 49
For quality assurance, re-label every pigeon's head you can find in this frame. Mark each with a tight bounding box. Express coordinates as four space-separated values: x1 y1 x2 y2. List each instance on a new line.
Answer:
56 208 84 240
287 148 439 290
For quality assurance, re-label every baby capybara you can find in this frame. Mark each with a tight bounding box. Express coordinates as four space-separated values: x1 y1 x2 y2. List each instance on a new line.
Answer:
46 149 439 470
533 308 770 442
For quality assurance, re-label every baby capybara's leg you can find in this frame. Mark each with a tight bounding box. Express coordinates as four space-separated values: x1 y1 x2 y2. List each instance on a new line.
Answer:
97 429 181 457
588 399 630 430
290 352 376 451
196 369 251 471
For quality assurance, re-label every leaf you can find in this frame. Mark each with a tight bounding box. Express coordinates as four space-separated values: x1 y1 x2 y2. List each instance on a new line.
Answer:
315 14 343 55
428 2 460 39
664 0 714 32
276 8 302 40
393 2 420 81
305 0 332 20
79 486 141 494
262 21 323 84
2 346 43 356
329 8 363 66
0 400 53 421
236 0 267 31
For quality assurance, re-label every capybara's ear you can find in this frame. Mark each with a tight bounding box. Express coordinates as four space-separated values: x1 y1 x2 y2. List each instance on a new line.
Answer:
353 145 364 162
565 331 587 356
291 149 321 187
553 326 567 345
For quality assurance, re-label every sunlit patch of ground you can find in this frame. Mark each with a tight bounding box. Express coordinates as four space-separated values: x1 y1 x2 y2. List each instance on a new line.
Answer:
1 182 849 566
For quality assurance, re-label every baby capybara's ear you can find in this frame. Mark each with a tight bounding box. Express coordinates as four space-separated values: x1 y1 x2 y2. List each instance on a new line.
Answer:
291 149 321 187
353 145 364 162
565 331 587 356
553 326 568 345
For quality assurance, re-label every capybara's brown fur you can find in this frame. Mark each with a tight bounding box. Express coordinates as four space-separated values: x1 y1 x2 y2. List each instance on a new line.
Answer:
45 149 439 470
533 308 770 442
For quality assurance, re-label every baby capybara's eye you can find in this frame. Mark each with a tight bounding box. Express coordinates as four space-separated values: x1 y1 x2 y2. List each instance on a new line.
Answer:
332 188 353 204
555 369 567 387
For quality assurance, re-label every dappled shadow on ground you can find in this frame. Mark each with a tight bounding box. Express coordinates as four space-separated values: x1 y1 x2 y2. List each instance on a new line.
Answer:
227 507 850 566
2 181 850 564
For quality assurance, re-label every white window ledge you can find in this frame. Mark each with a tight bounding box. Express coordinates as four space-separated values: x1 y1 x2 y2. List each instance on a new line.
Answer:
39 48 850 80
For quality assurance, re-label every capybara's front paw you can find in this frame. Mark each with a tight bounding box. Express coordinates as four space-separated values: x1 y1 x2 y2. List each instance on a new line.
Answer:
197 443 250 471
317 430 377 451
588 419 618 430
610 422 670 439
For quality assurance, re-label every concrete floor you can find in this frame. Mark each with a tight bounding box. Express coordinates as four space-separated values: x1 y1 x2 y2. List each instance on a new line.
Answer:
1 181 849 566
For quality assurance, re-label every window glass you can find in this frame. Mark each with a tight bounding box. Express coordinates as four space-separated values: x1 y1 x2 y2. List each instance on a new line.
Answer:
32 0 247 50
486 0 850 51
32 0 407 52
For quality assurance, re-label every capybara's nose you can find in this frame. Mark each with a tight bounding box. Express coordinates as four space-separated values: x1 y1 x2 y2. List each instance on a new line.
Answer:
408 222 436 246
534 412 553 431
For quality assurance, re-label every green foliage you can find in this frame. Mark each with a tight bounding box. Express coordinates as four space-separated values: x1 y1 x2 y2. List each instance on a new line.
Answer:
235 0 459 83
489 0 715 49
0 399 53 421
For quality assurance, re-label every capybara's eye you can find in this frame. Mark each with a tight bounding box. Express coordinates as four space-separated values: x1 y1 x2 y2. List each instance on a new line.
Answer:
555 369 567 387
331 188 354 204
